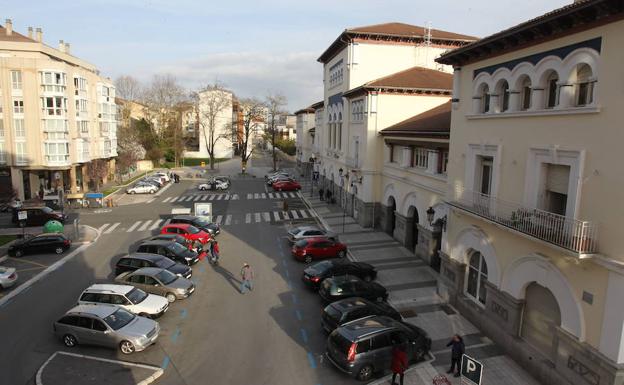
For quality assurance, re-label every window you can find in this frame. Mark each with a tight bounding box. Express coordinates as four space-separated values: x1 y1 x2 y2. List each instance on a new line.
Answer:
498 81 510 112
41 96 66 116
329 60 344 87
370 334 392 350
546 72 559 108
520 77 532 111
40 71 67 93
0 142 5 164
76 316 92 329
10 71 22 89
92 320 107 332
74 77 87 91
58 316 79 326
128 275 145 284
542 163 570 216
389 145 394 163
14 119 25 137
575 64 594 106
479 84 490 113
13 99 24 114
351 99 364 122
44 119 68 132
45 142 70 162
337 123 342 150
412 148 429 169
466 251 488 305
0 119 4 137
441 151 449 174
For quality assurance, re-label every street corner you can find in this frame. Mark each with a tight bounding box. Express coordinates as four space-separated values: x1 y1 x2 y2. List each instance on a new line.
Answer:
36 351 163 385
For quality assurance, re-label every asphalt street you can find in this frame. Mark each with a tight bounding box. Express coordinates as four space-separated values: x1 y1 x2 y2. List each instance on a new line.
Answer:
0 167 363 385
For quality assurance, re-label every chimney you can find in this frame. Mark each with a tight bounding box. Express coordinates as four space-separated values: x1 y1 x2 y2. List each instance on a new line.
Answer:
64 42 70 54
5 19 12 36
35 28 42 42
27 26 33 39
58 39 65 52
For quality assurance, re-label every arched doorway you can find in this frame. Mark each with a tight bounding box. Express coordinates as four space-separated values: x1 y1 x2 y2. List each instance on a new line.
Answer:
521 282 561 362
466 250 488 305
406 206 419 251
384 196 396 235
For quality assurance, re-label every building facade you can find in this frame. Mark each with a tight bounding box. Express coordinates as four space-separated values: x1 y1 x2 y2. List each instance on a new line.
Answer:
0 20 117 199
184 88 234 159
436 1 624 384
294 106 315 176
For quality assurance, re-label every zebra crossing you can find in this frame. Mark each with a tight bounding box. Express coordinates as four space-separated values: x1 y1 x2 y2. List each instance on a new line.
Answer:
95 209 318 235
160 191 301 203
247 192 300 200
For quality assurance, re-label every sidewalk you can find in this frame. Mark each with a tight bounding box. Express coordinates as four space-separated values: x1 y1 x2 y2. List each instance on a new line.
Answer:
300 185 540 385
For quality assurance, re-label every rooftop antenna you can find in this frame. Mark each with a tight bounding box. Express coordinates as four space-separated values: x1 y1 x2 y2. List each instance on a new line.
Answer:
424 21 432 68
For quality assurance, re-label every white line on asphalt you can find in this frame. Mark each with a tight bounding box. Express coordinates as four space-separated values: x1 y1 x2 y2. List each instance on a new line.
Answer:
224 194 230 200
291 210 299 219
154 181 173 197
225 215 232 225
162 197 172 203
127 221 142 232
254 193 260 199
247 193 252 199
163 219 171 226
170 196 179 203
299 209 309 218
104 222 120 234
282 192 289 198
261 193 266 199
138 220 152 231
273 211 280 221
282 211 290 220
98 223 110 232
209 195 216 201
215 215 223 224
268 193 274 199
232 194 239 200
185 196 194 202
263 212 271 222
216 194 224 200
193 195 201 201
255 213 261 223
289 192 296 198
149 219 163 230
201 194 209 201
245 213 251 223
146 198 156 204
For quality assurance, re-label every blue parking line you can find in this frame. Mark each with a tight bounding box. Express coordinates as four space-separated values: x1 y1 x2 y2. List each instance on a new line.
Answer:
300 328 308 344
287 280 293 289
284 269 290 278
180 309 187 319
282 260 287 267
295 310 302 321
307 352 317 369
291 293 298 304
171 328 181 343
161 356 170 369
199 265 206 273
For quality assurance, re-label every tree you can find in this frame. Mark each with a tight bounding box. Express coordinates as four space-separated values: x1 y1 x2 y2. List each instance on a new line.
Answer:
114 75 143 102
265 93 287 171
191 84 232 170
115 120 145 179
87 159 109 192
236 98 266 173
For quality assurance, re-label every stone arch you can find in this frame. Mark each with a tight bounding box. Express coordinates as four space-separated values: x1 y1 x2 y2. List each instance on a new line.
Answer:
501 254 585 341
382 183 398 207
472 72 493 96
400 192 420 218
509 62 537 88
561 47 600 83
491 67 512 87
451 226 501 287
534 56 564 88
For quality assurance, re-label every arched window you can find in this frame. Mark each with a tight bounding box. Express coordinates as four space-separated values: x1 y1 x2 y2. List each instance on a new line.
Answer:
497 80 510 112
479 84 490 113
466 251 488 305
546 71 559 109
576 64 594 106
519 76 532 111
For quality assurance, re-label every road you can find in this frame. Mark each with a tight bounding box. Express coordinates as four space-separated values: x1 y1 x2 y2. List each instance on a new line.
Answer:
0 163 360 385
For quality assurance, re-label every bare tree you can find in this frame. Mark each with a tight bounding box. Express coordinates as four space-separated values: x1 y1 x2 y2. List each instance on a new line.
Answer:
87 159 109 192
114 75 143 102
236 98 266 173
191 84 232 170
265 93 287 171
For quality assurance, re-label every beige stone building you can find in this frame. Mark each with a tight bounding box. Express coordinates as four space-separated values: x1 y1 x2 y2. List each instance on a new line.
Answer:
436 1 624 384
0 20 117 199
294 106 315 175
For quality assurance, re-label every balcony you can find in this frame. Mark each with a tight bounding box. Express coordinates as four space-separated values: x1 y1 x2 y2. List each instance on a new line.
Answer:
448 188 598 256
45 155 70 166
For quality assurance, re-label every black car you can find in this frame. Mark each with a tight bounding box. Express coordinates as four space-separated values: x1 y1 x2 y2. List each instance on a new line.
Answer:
319 275 388 303
170 215 220 236
147 234 192 249
115 253 192 278
302 260 377 290
321 297 402 333
325 315 431 381
11 206 66 226
8 233 71 257
136 240 200 266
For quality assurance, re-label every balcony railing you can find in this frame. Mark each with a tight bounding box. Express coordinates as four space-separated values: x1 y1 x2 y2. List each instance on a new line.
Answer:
448 188 598 255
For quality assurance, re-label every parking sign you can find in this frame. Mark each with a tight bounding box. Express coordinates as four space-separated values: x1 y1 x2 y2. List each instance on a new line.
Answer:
461 354 483 385
17 211 27 221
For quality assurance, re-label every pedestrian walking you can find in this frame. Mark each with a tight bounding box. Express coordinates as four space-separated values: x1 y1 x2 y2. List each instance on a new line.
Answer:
211 240 220 262
390 344 408 385
319 187 324 201
240 263 254 294
326 189 332 203
446 334 465 377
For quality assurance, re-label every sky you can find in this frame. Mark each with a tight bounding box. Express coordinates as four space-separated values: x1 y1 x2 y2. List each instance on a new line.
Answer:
4 0 571 111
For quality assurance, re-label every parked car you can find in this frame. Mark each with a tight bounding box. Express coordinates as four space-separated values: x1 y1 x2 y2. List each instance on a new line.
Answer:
292 237 347 263
147 175 166 186
8 233 71 257
321 297 402 333
319 275 388 303
114 253 192 279
288 226 335 243
302 260 377 290
153 172 170 182
266 174 293 186
169 215 220 236
160 223 211 245
78 284 169 319
272 179 301 191
138 179 162 189
127 184 157 194
54 304 160 355
265 170 289 180
115 267 195 302
136 240 201 265
325 315 431 381
147 234 193 250
198 177 229 191
11 206 66 226
0 266 17 289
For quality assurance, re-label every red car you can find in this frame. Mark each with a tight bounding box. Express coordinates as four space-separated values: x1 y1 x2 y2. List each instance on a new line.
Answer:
292 237 347 263
161 223 211 245
273 179 301 191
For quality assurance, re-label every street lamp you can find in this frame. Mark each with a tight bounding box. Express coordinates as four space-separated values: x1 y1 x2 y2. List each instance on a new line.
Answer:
426 206 447 232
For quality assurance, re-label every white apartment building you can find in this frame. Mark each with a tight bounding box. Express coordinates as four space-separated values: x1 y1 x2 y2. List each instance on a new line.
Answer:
294 106 315 176
184 88 234 159
0 20 117 199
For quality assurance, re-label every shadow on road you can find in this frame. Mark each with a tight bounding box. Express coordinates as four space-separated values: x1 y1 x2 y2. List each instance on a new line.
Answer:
210 263 242 293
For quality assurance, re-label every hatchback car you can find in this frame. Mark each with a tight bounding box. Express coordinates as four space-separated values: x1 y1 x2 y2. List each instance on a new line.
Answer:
136 240 200 265
319 275 388 303
0 266 17 289
11 206 66 226
153 172 170 182
288 226 334 243
266 174 293 186
160 223 211 244
169 215 220 236
54 304 160 355
147 234 193 250
115 267 195 302
8 233 71 257
292 237 347 263
302 260 377 290
321 298 402 333
114 253 192 279
127 184 157 194
273 179 301 191
78 284 169 319
325 315 431 381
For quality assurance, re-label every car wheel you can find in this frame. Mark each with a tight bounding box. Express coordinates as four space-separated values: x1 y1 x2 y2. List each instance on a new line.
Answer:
63 334 77 348
119 340 135 355
356 365 373 381
54 247 64 254
165 292 176 303
14 250 23 258
130 191 136 195
304 255 312 264
338 250 346 258
150 189 155 194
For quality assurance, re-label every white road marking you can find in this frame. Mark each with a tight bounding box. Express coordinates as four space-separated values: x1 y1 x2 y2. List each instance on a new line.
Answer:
98 223 110 232
201 194 209 201
216 194 224 200
225 215 232 225
215 215 223 224
261 193 266 199
299 209 309 218
127 221 142 232
149 219 163 230
162 197 172 203
282 211 290 220
209 195 216 201
146 198 156 204
247 193 253 199
232 194 239 200
193 195 201 201
138 220 152 231
289 192 296 198
224 194 230 200
170 196 179 203
104 222 120 234
255 213 261 223
254 193 260 199
291 210 299 219
185 196 194 202
163 219 171 226
273 211 280 221
282 192 288 198
268 193 274 199
245 213 251 223
262 212 270 222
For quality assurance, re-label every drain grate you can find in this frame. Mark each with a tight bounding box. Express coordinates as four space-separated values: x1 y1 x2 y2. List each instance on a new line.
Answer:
399 309 418 318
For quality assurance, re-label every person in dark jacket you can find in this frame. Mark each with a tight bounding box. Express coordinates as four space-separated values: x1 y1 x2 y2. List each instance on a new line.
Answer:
325 189 332 203
319 188 324 201
446 334 465 377
390 344 408 385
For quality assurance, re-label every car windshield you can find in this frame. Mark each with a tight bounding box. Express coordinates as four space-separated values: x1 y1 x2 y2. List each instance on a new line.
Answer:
169 242 187 253
126 288 148 304
41 207 53 213
291 228 302 235
186 225 200 234
311 260 332 273
155 269 178 285
295 239 308 248
193 217 210 226
103 308 135 330
155 257 175 269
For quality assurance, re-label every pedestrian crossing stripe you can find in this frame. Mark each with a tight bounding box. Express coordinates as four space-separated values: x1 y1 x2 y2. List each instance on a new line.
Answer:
163 197 172 203
225 214 232 225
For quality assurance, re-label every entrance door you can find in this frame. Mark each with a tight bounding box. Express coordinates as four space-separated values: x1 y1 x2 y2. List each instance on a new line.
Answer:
521 282 561 362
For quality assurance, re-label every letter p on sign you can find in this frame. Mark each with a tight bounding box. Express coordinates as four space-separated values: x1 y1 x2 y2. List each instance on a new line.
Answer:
460 354 483 385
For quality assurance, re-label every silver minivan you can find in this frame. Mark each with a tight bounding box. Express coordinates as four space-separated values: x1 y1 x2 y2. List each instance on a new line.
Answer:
54 304 160 354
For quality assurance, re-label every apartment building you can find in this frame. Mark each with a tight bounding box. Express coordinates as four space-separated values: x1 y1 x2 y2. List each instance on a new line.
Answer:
436 1 624 384
0 20 117 199
294 106 315 175
184 88 234 159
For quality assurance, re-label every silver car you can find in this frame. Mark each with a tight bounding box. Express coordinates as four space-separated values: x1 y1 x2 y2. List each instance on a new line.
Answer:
288 226 335 243
0 267 17 289
115 267 195 302
54 304 159 354
127 183 157 194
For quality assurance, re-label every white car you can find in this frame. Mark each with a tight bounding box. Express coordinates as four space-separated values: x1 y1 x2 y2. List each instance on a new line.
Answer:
287 226 335 243
127 184 157 194
153 172 170 182
78 284 169 318
0 267 17 289
198 180 229 191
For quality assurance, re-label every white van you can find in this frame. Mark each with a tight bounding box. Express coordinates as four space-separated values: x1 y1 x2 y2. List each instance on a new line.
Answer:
78 284 169 318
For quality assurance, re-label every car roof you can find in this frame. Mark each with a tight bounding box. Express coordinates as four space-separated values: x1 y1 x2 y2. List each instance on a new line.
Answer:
124 252 165 261
65 304 118 318
84 284 134 295
171 215 195 221
328 275 361 285
339 316 398 340
305 236 335 243
151 234 182 240
295 226 318 231
31 233 65 239
139 240 171 246
162 223 191 229
331 297 374 312
130 267 163 275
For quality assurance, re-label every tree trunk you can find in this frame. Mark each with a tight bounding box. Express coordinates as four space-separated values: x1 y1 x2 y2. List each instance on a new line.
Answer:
210 156 215 170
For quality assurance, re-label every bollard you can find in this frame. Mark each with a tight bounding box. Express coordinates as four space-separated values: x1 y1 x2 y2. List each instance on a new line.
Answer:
73 218 80 240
